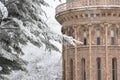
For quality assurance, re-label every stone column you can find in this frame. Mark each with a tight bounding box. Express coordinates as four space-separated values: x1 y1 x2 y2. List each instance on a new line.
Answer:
88 23 93 80
116 24 119 45
77 25 81 41
62 45 65 80
65 27 68 80
74 25 78 80
104 23 110 80
62 27 66 80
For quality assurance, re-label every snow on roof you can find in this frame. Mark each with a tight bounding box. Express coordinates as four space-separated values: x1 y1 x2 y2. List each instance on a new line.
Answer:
0 1 8 19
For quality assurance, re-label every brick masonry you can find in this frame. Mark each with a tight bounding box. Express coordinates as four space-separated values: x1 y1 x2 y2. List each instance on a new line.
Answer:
56 0 120 80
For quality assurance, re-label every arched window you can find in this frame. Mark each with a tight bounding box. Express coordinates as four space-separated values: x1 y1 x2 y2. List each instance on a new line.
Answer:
83 30 87 45
96 29 100 45
111 30 115 45
112 58 117 80
63 60 66 80
97 58 101 80
81 58 86 80
70 59 73 80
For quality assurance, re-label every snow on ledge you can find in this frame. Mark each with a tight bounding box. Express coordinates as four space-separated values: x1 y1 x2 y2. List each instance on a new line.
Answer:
0 1 8 19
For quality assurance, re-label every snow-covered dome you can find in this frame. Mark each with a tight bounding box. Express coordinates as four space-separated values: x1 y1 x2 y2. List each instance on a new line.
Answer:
0 1 8 19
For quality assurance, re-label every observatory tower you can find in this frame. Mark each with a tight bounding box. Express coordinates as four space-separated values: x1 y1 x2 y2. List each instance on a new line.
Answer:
56 0 120 80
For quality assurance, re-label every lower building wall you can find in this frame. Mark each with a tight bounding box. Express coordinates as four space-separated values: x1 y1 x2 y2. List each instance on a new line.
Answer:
63 46 120 80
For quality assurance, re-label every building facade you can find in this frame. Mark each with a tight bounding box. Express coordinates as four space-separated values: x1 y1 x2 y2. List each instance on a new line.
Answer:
55 0 120 80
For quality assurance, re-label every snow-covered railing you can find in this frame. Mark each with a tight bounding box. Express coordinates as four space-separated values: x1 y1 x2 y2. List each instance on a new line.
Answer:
56 0 120 14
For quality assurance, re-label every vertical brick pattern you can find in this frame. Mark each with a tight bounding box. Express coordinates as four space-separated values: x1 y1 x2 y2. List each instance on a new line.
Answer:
56 1 120 80
63 45 120 80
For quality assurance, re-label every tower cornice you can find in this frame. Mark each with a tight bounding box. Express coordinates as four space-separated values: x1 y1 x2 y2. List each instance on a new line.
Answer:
56 0 120 15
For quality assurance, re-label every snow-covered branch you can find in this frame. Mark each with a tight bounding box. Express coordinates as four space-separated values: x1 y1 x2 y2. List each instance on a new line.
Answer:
0 1 8 19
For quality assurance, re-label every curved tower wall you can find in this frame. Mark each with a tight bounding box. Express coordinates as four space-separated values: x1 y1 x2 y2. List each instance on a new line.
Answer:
56 0 120 80
66 0 120 4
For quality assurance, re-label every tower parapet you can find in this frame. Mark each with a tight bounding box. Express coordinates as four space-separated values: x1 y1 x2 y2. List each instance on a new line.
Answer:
56 0 120 15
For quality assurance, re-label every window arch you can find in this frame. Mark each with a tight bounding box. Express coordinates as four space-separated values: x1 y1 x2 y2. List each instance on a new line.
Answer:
110 30 115 45
81 58 86 80
97 58 101 80
112 58 117 80
63 60 66 80
70 59 73 80
96 29 101 45
68 27 74 38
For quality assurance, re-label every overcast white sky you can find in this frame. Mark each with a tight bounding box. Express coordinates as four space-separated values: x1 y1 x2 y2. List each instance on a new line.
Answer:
43 0 66 34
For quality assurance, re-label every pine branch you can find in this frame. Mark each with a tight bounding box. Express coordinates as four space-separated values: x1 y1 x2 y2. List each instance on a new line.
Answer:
5 0 19 6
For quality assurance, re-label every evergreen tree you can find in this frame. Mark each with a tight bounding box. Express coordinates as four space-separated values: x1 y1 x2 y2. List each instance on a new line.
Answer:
0 0 81 78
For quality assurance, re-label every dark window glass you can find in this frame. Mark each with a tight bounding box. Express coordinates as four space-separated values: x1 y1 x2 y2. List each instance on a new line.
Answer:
111 37 115 45
84 38 87 45
70 59 73 80
97 37 100 45
97 58 101 80
112 58 117 80
81 58 86 80
64 60 66 80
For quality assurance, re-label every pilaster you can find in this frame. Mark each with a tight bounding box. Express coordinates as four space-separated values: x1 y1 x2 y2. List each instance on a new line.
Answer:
116 24 119 45
74 25 78 80
88 23 93 80
104 23 111 80
65 28 68 80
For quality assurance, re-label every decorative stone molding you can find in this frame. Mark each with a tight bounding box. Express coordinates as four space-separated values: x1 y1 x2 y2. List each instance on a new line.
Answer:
56 1 120 80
